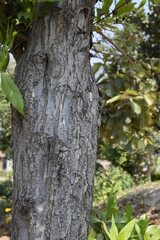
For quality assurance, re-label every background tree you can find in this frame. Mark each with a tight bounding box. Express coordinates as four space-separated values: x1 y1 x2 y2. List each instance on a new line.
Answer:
130 3 160 59
92 1 160 185
93 1 160 151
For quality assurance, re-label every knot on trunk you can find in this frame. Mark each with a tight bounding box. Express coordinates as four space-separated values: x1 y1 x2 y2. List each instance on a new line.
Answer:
16 197 34 217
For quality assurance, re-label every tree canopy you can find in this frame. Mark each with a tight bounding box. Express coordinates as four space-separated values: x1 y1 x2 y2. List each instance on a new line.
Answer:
93 0 160 151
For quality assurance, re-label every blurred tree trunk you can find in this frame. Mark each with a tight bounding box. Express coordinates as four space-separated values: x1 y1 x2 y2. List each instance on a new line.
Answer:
11 1 100 239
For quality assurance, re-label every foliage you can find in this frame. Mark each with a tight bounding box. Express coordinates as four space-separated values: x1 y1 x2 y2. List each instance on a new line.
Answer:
0 86 11 157
0 180 12 200
151 172 160 181
1 73 24 115
93 1 160 151
89 195 160 240
99 143 128 166
95 54 160 151
128 4 160 59
94 166 134 205
98 142 151 182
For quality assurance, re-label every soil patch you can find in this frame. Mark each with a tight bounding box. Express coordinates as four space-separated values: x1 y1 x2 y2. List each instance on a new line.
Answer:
118 182 160 226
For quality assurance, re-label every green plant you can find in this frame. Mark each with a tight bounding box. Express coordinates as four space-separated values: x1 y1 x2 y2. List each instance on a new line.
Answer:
151 172 160 181
94 166 134 205
0 180 13 200
89 195 160 240
98 141 153 182
0 87 11 157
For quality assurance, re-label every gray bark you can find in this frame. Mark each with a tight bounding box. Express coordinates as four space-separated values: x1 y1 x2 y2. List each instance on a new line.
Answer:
11 1 100 239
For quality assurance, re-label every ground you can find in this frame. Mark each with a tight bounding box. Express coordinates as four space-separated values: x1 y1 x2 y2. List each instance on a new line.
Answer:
118 182 160 226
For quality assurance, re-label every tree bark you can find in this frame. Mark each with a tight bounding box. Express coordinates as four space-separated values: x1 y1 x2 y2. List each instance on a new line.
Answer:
11 1 100 239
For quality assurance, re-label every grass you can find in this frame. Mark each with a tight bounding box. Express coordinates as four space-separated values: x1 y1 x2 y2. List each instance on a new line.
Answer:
0 171 12 182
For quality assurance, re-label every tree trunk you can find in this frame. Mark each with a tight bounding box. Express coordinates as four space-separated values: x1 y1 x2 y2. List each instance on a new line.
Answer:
11 1 100 239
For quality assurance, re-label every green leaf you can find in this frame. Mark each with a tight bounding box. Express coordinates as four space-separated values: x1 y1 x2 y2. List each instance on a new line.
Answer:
0 46 9 72
151 228 160 240
145 225 160 240
105 83 115 97
102 221 111 239
110 216 118 240
126 89 138 96
144 232 151 240
93 62 103 74
97 234 104 240
88 229 96 240
143 83 152 93
96 8 101 22
1 74 24 116
107 196 119 217
144 94 155 106
107 95 123 104
140 113 145 130
90 214 101 224
94 43 104 52
130 99 141 114
135 223 142 240
17 10 32 20
137 0 147 9
151 79 158 91
125 203 132 222
138 138 147 150
115 0 136 16
114 215 128 224
146 225 158 235
118 219 135 240
102 0 113 14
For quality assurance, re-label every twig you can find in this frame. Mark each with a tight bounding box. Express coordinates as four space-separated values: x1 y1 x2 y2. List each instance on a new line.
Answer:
94 47 123 57
96 28 134 65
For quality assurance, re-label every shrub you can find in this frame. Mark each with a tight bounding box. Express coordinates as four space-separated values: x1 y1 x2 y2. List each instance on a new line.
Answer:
151 172 160 181
93 166 134 205
98 143 150 183
0 180 12 200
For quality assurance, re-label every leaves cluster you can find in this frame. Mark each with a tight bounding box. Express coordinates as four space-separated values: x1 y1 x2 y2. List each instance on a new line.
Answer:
0 86 11 156
94 165 134 205
93 1 160 151
98 142 151 182
89 196 160 240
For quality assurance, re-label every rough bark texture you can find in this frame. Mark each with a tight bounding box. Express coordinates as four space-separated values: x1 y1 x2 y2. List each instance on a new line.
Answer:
11 1 100 239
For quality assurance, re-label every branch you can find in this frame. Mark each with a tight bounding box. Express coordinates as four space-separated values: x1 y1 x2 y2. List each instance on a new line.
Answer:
96 29 134 65
93 47 123 57
94 0 131 25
